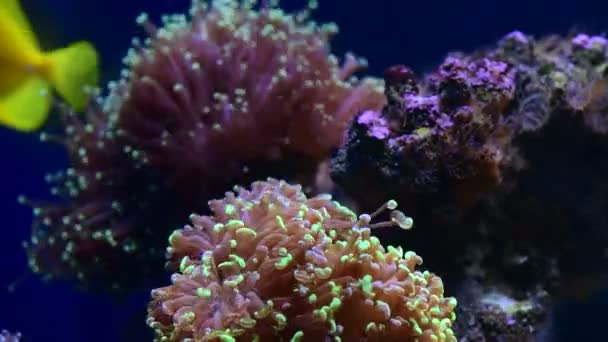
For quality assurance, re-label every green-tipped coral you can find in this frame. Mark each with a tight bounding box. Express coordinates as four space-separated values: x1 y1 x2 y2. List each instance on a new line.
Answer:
147 178 457 341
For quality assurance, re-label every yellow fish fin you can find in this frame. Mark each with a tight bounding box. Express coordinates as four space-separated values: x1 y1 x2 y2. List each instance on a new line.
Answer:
0 77 51 132
0 0 39 48
46 41 98 111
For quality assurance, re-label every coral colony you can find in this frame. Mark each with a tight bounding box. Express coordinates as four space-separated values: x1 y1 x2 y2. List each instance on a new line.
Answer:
23 0 382 290
332 31 608 339
148 179 457 341
16 0 608 340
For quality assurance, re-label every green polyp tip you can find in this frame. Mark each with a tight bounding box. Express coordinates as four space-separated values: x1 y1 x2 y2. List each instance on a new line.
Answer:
180 311 195 323
236 227 257 238
329 297 342 310
430 306 442 315
303 233 315 244
314 266 332 279
290 330 304 342
229 254 246 268
214 223 225 232
239 317 257 329
409 318 423 335
329 318 338 333
311 222 322 233
183 264 196 275
196 287 212 298
361 274 374 298
297 204 308 218
218 261 235 270
224 204 236 215
314 308 328 321
224 274 244 287
218 334 236 342
276 215 286 231
387 199 398 210
357 240 371 251
404 251 417 260
387 245 403 259
274 254 293 270
168 230 181 244
308 293 318 303
448 297 458 308
226 219 245 229
274 313 287 329
179 256 189 272
230 239 237 248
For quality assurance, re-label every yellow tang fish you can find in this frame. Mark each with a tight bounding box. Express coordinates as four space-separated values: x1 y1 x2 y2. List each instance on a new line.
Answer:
0 0 98 131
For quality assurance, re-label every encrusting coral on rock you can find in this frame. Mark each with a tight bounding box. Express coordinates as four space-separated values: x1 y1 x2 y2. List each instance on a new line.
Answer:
331 30 608 340
147 178 457 341
22 0 383 291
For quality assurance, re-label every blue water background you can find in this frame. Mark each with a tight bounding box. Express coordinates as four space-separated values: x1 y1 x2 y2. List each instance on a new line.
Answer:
1 0 607 340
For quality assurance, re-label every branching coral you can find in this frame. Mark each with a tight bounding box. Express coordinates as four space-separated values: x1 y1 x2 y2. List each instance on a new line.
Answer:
23 0 383 290
147 178 457 341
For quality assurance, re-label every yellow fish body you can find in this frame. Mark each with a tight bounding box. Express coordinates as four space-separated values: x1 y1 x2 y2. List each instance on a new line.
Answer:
0 0 98 131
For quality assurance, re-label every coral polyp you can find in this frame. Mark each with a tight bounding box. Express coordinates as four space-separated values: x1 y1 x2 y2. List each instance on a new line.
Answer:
147 178 457 341
23 0 383 291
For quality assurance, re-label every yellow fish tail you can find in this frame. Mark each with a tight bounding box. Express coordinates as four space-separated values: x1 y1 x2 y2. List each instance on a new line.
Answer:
0 77 51 132
46 41 99 111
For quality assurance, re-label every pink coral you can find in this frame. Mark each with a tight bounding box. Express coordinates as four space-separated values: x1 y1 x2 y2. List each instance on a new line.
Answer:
112 0 385 195
147 178 457 341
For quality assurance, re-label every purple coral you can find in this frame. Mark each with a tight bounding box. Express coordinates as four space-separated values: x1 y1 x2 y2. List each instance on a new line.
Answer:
113 0 384 198
333 55 517 221
332 30 608 340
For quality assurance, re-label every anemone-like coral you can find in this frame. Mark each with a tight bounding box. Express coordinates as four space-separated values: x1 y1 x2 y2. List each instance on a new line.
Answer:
22 105 184 289
23 0 383 290
147 178 457 341
111 0 384 198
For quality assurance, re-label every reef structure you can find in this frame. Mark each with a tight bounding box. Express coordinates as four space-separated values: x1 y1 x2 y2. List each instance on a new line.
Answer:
147 178 457 341
23 0 383 291
331 31 608 340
